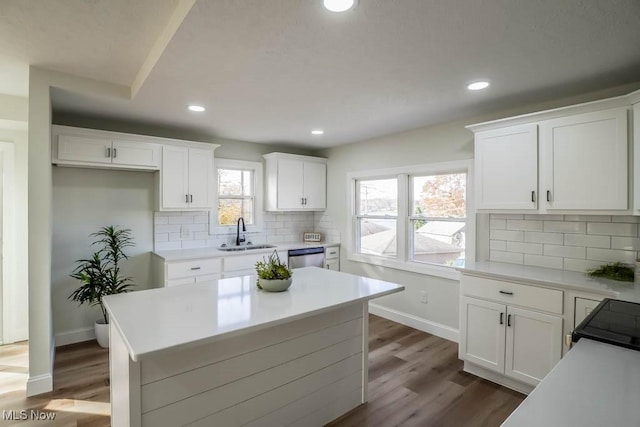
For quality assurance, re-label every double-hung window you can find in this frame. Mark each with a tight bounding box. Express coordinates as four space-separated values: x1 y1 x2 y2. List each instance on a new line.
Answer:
349 160 473 279
210 159 263 233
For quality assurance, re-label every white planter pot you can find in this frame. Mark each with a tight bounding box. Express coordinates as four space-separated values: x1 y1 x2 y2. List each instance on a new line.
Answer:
95 319 109 348
258 278 293 292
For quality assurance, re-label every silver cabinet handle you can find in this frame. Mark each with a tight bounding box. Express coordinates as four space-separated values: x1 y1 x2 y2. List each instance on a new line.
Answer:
499 290 513 295
531 191 535 203
190 194 193 203
113 147 117 158
106 147 111 158
190 267 201 271
547 190 551 202
507 314 512 327
185 194 189 203
499 312 504 325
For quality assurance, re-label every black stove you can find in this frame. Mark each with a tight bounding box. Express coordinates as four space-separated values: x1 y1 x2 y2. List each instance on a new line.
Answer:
572 298 640 351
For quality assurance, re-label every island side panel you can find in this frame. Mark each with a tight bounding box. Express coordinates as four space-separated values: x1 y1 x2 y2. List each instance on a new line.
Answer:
362 300 369 403
110 322 141 427
137 303 365 427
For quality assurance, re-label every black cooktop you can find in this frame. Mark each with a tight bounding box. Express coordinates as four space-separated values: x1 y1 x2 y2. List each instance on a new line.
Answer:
572 298 640 351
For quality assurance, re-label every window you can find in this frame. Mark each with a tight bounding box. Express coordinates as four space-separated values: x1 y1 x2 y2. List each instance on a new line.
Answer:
349 161 473 279
356 178 398 258
210 159 263 233
410 173 466 267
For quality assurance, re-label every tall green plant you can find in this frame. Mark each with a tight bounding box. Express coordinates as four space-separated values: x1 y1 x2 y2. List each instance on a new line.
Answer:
69 226 135 323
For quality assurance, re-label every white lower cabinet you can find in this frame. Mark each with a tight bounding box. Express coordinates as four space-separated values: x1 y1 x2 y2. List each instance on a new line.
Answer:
460 275 563 389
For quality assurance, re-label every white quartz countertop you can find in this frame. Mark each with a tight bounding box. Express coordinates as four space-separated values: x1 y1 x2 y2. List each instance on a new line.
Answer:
153 241 339 262
460 261 640 303
103 267 403 362
502 339 640 427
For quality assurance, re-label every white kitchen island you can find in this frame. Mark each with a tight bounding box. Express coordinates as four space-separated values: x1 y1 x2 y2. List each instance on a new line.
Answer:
103 267 404 427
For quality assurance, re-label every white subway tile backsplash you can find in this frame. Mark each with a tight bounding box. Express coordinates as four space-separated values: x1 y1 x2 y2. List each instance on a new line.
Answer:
490 251 524 264
586 248 637 264
524 254 563 269
543 244 585 259
543 221 586 234
181 240 207 249
611 236 640 251
490 229 523 242
155 241 182 251
490 219 506 230
491 214 524 220
489 214 638 271
154 233 168 242
506 220 543 232
587 222 637 237
169 232 182 241
154 216 169 225
523 231 564 245
155 224 181 233
194 215 209 224
563 258 604 273
169 215 194 225
564 234 610 248
506 241 543 255
490 240 506 251
564 215 611 222
611 216 640 223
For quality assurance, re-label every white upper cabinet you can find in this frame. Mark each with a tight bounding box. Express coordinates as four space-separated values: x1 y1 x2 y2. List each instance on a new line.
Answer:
264 153 327 211
53 126 161 170
475 124 538 210
540 108 628 210
159 145 215 211
469 98 632 213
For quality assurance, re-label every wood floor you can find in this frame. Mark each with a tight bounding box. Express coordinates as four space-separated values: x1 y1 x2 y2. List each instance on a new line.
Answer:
0 316 524 426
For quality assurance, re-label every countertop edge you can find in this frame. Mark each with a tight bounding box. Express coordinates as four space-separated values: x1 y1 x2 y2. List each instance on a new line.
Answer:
153 242 340 262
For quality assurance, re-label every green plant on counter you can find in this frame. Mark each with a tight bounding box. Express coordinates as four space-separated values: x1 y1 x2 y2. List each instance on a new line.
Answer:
255 250 292 289
69 226 136 323
587 262 634 282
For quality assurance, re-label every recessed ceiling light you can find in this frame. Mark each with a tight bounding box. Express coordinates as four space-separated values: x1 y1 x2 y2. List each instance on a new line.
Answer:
188 105 206 112
323 0 357 12
311 129 324 135
467 81 490 91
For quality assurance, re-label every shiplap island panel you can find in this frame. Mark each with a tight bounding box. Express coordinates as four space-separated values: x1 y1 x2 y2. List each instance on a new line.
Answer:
103 267 404 427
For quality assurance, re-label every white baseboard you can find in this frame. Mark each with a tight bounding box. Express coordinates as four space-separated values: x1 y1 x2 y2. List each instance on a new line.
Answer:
26 373 53 397
55 327 95 347
368 303 459 343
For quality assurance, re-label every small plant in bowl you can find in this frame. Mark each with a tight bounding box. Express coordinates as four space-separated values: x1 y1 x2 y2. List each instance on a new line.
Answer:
255 250 293 292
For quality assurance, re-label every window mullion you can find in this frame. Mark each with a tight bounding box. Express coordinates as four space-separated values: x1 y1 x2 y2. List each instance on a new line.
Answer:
397 174 409 263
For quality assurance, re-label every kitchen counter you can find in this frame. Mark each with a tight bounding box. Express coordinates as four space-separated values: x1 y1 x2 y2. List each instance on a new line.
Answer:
502 338 640 426
153 241 339 262
460 261 640 303
104 267 403 427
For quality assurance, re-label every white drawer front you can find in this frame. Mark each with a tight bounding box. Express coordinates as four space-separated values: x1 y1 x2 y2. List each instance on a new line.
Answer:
167 258 222 279
325 247 340 260
461 275 563 315
167 277 196 287
223 253 268 272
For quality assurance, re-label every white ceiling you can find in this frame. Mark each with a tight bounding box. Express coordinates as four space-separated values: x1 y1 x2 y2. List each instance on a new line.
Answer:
3 0 640 147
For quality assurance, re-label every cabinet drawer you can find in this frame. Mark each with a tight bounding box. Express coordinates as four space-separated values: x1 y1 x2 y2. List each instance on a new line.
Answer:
223 253 267 272
461 275 563 314
166 258 222 279
166 277 196 287
325 247 340 260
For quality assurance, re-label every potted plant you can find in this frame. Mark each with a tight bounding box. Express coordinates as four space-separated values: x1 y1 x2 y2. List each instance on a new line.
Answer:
255 250 293 292
69 226 135 348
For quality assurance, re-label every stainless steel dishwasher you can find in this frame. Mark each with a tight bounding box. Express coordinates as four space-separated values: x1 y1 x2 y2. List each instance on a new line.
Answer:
287 247 325 269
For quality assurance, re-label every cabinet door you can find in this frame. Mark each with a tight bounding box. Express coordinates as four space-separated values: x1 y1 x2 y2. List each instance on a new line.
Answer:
57 134 112 164
303 161 326 209
111 140 160 168
161 145 190 209
540 108 628 210
187 148 214 209
459 297 506 374
276 158 304 209
574 297 601 327
505 306 562 386
475 124 538 210
325 258 340 271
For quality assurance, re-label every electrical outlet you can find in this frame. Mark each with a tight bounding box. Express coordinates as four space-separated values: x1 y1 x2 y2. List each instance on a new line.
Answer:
420 291 428 304
181 225 190 239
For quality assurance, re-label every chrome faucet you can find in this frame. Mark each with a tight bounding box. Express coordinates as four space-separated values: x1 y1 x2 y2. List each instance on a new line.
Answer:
236 217 246 246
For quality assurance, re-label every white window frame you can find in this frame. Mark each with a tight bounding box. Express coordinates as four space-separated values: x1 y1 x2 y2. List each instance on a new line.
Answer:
209 158 263 235
347 160 474 280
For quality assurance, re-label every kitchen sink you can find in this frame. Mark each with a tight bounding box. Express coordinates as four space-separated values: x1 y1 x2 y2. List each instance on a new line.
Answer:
218 244 276 252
